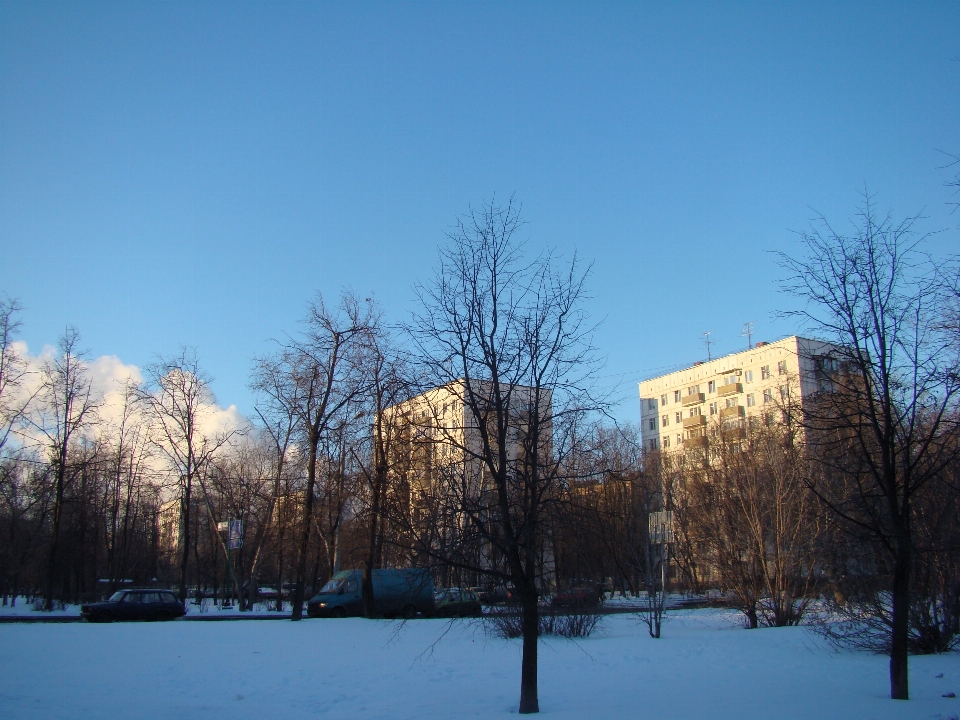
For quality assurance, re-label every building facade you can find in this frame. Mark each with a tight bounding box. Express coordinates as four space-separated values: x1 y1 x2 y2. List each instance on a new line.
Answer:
639 335 840 453
383 379 556 589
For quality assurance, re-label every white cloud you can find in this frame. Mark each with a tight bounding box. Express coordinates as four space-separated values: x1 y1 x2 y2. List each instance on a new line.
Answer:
6 342 248 456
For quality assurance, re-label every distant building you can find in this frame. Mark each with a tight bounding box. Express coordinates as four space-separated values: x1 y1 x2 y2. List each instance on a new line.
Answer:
156 495 212 555
384 379 552 493
383 379 556 588
639 335 841 453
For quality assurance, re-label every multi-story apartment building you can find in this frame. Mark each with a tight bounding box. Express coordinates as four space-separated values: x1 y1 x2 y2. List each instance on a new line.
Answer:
384 379 553 490
383 379 556 588
639 335 840 454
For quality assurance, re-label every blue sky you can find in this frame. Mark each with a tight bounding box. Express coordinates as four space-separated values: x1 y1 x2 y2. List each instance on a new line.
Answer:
1 1 958 421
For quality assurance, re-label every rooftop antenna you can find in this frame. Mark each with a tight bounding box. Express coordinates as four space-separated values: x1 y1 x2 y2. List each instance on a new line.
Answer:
702 331 714 361
741 321 756 350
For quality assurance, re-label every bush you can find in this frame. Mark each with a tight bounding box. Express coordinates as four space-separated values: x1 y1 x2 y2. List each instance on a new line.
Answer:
812 592 960 655
484 608 603 639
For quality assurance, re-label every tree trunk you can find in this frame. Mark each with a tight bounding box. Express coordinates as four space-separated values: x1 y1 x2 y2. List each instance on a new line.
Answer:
291 446 317 621
362 483 379 618
890 519 911 700
519 595 539 714
275 541 285 612
178 474 191 607
44 458 67 611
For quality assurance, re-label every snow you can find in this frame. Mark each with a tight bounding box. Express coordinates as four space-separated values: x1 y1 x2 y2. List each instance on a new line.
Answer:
0 598 79 617
1 609 957 719
0 596 291 619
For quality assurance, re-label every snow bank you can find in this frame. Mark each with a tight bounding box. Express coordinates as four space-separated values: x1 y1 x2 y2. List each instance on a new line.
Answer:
0 596 289 619
0 609 956 719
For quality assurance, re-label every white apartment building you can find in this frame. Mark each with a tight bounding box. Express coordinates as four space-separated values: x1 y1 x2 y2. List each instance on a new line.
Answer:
384 379 556 589
639 335 840 453
384 379 553 487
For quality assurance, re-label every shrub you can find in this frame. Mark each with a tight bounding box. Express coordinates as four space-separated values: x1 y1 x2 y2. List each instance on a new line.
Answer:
484 608 603 639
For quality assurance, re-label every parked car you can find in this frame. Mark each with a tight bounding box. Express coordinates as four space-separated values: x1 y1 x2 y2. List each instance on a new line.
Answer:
550 586 600 609
434 588 482 617
474 585 516 605
306 569 434 618
81 589 185 622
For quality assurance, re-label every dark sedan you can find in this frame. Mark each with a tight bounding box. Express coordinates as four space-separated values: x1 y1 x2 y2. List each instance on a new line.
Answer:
81 589 185 622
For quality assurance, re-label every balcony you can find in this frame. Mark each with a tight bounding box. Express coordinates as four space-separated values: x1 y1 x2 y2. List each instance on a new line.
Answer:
683 415 707 429
719 405 745 419
722 427 746 441
685 435 708 448
682 392 705 407
717 383 742 397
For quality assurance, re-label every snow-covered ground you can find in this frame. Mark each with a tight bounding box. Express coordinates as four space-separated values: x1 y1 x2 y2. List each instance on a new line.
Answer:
0 596 291 618
1 609 957 719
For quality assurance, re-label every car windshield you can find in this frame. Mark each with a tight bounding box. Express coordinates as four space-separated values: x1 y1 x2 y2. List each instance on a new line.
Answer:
108 591 126 602
319 579 343 594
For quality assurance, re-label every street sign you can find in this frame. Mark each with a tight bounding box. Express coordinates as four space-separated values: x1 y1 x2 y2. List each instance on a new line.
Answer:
228 519 243 549
648 511 674 543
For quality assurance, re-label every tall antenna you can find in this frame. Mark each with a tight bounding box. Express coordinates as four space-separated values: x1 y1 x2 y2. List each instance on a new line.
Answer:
702 331 714 361
741 321 756 349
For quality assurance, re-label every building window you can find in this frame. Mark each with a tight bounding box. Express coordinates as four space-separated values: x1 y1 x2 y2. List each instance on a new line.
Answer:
778 360 787 376
763 389 773 404
648 417 657 431
648 399 657 411
674 390 681 403
816 355 839 373
677 434 683 445
746 393 756 407
725 397 738 408
663 436 670 448
662 414 669 427
648 438 659 451
723 373 738 386
675 412 682 424
707 380 716 393
744 370 753 383
709 402 718 416
780 385 789 400
764 412 774 427
661 393 668 406
690 407 701 417
761 365 770 380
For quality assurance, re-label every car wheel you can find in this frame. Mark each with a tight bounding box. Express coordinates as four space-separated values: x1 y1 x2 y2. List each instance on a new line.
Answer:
402 604 417 619
331 607 346 619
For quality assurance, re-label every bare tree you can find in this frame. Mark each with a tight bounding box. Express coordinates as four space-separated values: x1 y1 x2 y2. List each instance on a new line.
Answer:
0 298 33 457
348 318 412 618
207 437 274 609
405 198 602 714
101 381 153 594
683 419 819 629
779 195 960 699
252 354 303 611
254 292 373 620
31 328 100 610
140 348 236 608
